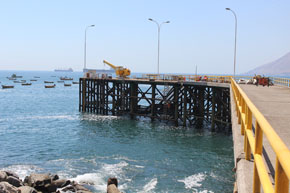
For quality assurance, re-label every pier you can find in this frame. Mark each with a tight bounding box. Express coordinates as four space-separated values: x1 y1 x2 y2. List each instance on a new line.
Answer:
79 76 231 131
79 75 290 193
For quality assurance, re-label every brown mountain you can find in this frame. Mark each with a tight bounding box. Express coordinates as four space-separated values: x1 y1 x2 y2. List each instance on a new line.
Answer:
246 52 290 76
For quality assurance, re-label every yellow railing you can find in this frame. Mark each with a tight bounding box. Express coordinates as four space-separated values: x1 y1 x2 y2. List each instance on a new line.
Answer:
231 78 290 193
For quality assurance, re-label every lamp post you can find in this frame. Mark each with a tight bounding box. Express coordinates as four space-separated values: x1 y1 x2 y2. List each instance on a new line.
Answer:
84 25 95 72
225 8 237 77
148 18 170 74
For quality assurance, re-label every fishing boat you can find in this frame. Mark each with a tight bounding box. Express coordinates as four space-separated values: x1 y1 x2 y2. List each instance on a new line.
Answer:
72 81 79 84
22 83 32 86
44 81 54 83
2 85 14 89
45 84 56 88
60 76 73 81
64 83 71 87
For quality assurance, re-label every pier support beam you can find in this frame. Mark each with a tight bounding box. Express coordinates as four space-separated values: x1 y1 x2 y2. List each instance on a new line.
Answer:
79 78 231 131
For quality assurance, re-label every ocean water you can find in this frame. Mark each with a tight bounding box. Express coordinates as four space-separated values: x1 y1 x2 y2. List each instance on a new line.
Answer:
0 71 234 193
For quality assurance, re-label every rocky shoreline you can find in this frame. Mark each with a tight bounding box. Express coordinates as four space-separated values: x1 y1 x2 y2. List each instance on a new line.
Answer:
0 170 92 193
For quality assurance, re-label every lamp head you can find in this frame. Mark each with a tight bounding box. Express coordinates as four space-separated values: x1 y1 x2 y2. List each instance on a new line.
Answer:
225 8 231 10
148 18 153 21
165 21 170 23
90 25 95 27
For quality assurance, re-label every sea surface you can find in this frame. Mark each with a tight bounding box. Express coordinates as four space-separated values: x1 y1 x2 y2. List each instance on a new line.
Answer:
0 71 234 193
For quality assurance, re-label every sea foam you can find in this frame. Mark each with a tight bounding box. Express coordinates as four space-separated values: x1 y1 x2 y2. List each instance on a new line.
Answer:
178 173 206 189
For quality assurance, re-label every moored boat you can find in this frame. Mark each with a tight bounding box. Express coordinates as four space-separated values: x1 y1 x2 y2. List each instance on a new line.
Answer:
22 83 32 86
57 80 64 83
72 81 79 84
44 81 54 83
2 85 14 89
45 84 56 88
30 79 37 81
60 76 73 80
64 84 71 87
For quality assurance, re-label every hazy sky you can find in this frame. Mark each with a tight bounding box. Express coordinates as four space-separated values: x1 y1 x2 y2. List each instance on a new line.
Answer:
1 0 290 74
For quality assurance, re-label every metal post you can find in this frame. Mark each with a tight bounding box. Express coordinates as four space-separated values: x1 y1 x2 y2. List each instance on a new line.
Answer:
148 18 170 74
84 25 95 72
226 8 237 77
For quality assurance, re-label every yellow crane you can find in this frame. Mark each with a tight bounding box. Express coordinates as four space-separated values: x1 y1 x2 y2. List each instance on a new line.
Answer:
103 60 131 78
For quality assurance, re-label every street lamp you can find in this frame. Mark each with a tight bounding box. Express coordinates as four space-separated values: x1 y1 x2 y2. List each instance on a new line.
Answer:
84 24 95 72
148 18 170 74
225 8 237 77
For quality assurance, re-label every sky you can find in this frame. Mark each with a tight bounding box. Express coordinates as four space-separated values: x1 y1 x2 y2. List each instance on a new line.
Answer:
1 0 290 74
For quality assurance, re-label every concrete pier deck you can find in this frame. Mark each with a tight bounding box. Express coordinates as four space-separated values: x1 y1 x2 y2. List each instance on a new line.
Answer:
232 84 290 192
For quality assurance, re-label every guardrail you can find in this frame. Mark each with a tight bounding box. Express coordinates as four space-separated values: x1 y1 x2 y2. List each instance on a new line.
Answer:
231 78 290 193
271 77 290 87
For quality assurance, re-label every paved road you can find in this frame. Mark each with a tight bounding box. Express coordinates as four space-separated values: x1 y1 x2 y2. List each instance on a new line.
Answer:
239 84 290 179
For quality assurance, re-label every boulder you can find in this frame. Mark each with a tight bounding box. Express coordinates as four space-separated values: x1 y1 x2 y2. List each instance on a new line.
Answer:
51 174 59 181
5 171 20 179
44 183 57 192
107 178 118 187
6 176 22 187
107 178 121 193
0 171 7 182
59 184 75 192
17 186 38 193
59 183 92 193
74 184 90 191
52 179 71 188
0 181 18 193
107 184 121 193
24 173 51 187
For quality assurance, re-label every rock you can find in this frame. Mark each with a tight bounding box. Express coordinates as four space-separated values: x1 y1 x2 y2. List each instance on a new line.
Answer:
59 183 92 193
51 174 59 181
0 171 7 182
52 179 71 188
25 173 51 187
107 178 121 193
107 184 121 193
6 176 22 187
5 171 20 179
74 184 90 191
107 178 118 187
60 184 76 192
17 186 38 193
0 181 18 193
44 183 57 192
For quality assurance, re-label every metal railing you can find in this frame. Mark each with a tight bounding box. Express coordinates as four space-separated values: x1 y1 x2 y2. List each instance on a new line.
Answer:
231 78 290 193
271 77 290 87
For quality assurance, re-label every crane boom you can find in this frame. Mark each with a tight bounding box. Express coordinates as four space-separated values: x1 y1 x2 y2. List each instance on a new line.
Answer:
103 60 131 78
103 60 117 70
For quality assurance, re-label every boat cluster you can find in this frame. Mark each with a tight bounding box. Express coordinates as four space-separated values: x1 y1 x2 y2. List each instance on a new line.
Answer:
1 74 79 89
0 170 92 193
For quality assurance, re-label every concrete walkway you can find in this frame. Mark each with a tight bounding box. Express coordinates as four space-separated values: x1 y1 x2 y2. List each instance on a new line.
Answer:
239 84 290 181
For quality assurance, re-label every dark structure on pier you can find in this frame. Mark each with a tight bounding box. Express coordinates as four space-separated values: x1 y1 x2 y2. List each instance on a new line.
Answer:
79 78 231 131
